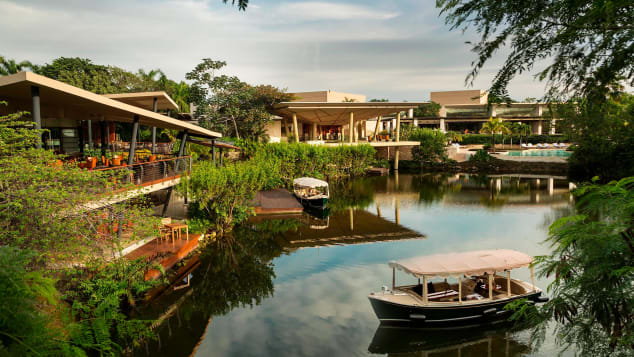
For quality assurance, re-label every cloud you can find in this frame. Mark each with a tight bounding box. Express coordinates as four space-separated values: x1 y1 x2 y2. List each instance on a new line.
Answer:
273 2 399 22
0 0 548 101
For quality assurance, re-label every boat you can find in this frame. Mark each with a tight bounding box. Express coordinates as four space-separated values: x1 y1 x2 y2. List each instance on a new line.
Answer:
368 249 549 326
293 177 329 209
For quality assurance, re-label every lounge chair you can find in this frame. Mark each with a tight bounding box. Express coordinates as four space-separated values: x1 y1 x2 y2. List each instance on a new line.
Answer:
543 143 552 148
521 143 528 148
536 143 544 148
527 143 535 148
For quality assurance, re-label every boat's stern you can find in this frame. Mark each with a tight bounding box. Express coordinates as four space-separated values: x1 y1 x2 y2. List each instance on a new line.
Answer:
368 289 422 323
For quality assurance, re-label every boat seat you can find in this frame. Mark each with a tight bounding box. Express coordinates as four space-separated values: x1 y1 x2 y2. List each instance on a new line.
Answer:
460 279 477 297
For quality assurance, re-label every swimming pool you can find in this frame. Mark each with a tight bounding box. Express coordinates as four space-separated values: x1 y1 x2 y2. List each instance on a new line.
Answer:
507 149 571 157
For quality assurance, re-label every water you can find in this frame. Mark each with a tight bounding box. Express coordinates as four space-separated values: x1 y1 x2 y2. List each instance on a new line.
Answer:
507 149 571 157
138 173 575 357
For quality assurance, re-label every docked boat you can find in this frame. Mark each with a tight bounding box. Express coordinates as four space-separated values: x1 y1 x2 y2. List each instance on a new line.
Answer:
293 177 329 209
368 249 548 326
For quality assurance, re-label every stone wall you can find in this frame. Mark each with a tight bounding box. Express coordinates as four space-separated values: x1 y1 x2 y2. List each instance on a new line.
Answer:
374 145 415 161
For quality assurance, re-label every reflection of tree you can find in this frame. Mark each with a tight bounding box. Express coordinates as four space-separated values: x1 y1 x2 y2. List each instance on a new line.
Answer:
328 178 376 212
479 194 509 210
411 174 462 205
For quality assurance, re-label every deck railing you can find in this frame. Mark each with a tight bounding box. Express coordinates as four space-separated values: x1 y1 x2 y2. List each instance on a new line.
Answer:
94 156 192 188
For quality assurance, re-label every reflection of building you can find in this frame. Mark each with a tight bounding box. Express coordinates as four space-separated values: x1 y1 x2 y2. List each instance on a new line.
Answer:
372 174 573 209
274 209 425 249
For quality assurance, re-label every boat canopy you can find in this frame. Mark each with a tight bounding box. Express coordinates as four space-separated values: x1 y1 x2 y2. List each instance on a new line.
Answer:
293 177 328 188
389 249 533 278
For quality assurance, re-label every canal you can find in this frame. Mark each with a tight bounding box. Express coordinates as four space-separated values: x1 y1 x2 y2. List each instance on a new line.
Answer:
139 173 575 356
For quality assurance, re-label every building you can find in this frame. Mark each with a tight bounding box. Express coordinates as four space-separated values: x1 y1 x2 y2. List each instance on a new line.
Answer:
0 71 222 214
416 90 558 135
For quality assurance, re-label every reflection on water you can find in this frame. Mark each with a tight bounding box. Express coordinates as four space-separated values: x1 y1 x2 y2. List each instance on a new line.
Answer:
139 173 574 357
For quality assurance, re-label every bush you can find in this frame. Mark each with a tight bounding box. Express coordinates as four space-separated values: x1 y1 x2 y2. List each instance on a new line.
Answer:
240 142 376 186
182 159 280 232
469 149 492 162
410 128 447 164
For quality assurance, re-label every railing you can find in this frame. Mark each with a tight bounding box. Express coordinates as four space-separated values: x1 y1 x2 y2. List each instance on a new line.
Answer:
94 156 192 188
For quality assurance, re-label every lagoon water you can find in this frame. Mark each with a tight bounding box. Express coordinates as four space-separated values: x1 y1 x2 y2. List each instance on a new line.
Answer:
140 173 576 357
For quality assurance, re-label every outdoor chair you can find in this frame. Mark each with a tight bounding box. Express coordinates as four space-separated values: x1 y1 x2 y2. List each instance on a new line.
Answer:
158 217 173 243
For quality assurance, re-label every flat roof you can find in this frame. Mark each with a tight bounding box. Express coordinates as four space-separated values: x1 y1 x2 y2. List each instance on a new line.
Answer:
0 72 220 139
271 102 425 124
103 91 179 111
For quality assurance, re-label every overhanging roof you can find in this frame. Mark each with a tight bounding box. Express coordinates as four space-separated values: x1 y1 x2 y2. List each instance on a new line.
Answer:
271 102 425 125
0 72 220 139
103 91 179 111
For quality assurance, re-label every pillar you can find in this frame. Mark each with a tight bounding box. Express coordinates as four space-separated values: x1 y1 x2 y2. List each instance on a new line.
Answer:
100 120 107 158
87 119 93 150
408 108 414 119
151 97 158 154
128 115 139 165
374 116 381 137
31 86 42 149
312 123 318 140
292 113 299 143
211 140 216 165
78 120 84 154
348 112 354 144
282 118 288 141
394 112 401 170
219 147 224 166
439 118 446 133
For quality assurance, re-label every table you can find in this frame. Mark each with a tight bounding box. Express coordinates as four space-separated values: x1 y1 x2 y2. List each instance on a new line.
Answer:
165 223 188 241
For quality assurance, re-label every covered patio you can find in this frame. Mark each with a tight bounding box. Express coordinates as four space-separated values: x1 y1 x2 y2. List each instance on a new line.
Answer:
0 71 221 213
270 101 423 169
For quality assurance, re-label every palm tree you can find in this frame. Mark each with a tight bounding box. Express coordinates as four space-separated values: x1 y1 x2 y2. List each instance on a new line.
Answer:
480 116 510 152
342 97 358 102
0 57 36 76
170 81 190 113
136 68 164 91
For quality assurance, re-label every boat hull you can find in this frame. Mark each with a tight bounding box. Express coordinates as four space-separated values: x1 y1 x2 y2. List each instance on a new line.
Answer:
296 196 328 209
368 291 543 326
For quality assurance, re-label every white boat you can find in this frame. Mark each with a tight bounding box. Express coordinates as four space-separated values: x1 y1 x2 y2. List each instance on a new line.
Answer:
293 177 329 209
368 249 548 326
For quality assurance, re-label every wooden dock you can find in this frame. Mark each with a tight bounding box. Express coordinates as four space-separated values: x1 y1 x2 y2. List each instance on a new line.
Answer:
125 233 202 280
252 189 304 215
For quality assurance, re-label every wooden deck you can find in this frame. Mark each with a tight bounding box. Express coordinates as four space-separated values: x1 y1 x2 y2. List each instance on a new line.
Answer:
252 189 304 215
125 233 202 280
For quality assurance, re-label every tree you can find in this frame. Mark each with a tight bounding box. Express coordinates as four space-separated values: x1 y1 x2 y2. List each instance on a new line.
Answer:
413 102 441 117
479 116 510 152
410 128 448 168
369 98 389 102
222 0 248 11
0 56 36 76
0 102 42 155
436 0 634 100
186 59 290 141
342 97 358 102
513 177 634 356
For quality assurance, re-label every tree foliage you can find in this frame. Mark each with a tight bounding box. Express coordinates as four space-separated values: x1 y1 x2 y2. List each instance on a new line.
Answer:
436 0 634 100
410 128 448 165
513 177 634 356
413 101 441 117
186 59 291 141
479 116 510 152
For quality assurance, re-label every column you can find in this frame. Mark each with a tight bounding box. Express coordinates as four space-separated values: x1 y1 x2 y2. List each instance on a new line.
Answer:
394 112 401 170
128 115 139 165
292 113 299 143
87 119 93 150
408 108 414 119
374 116 381 137
348 112 354 144
151 97 158 154
312 123 318 140
100 119 107 158
31 86 42 149
439 118 446 132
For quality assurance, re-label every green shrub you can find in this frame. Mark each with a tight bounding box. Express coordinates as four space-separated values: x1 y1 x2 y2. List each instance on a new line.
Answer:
469 149 492 162
181 159 281 232
410 128 447 164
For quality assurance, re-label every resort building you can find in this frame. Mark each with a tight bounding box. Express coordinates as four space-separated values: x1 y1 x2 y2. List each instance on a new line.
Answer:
411 89 559 134
265 90 423 169
0 71 222 213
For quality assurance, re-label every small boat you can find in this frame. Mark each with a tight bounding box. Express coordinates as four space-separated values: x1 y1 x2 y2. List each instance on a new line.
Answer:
368 249 548 326
293 177 329 209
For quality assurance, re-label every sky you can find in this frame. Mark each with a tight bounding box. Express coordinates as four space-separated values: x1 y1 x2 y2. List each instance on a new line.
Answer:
0 0 549 101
